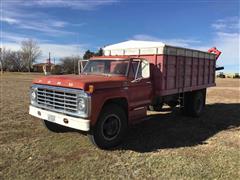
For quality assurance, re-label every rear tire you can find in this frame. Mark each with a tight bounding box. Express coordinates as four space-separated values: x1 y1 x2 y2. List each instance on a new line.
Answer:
182 89 206 117
42 120 68 133
88 104 127 149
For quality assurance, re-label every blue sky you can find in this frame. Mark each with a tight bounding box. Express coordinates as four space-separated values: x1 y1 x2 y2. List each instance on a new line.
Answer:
1 0 239 72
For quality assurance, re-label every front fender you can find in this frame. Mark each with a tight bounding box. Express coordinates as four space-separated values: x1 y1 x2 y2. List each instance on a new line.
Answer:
89 88 129 126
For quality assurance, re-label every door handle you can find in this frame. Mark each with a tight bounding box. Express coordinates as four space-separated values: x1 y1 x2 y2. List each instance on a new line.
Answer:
146 81 152 84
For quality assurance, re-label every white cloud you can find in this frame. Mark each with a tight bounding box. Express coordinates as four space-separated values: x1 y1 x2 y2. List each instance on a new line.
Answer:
212 32 239 69
210 17 240 72
0 2 82 36
17 22 74 35
211 23 226 30
40 43 86 59
51 21 68 28
132 16 240 73
2 42 87 63
132 34 201 47
211 16 239 32
2 32 27 43
1 32 51 44
132 34 160 42
0 17 19 24
3 0 118 10
1 32 87 61
21 0 119 10
1 43 21 52
1 10 74 35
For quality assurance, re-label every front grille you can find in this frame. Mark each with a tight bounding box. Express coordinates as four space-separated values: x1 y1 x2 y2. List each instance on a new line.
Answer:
36 87 78 115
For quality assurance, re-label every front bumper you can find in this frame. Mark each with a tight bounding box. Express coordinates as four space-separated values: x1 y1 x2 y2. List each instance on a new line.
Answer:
29 105 90 131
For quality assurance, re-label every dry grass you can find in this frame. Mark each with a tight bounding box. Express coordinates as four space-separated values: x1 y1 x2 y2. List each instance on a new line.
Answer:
0 73 239 179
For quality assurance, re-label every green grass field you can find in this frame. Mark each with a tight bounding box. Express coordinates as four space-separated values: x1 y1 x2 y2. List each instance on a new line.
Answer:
0 73 239 179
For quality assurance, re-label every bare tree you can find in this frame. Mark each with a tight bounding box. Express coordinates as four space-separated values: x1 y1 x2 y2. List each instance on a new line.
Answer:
0 48 12 71
1 48 27 72
21 39 41 72
60 56 80 74
9 51 25 72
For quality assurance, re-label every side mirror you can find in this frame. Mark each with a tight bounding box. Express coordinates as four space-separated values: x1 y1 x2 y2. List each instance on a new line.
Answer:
141 60 150 78
130 59 150 83
78 60 88 74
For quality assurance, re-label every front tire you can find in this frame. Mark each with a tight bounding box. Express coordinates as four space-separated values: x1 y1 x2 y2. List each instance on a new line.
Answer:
88 104 127 149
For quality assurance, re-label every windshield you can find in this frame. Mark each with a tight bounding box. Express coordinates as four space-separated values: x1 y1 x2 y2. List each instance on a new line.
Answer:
82 60 129 76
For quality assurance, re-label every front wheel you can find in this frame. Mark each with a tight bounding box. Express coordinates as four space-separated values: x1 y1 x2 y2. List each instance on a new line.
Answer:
88 104 127 149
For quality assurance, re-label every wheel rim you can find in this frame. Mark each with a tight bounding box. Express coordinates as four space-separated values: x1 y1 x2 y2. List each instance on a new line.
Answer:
101 114 121 141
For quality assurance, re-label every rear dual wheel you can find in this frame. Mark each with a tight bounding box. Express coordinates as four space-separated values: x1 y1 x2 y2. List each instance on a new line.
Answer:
183 89 206 117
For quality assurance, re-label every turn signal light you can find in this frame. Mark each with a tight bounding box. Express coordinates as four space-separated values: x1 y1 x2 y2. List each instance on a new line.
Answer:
87 85 94 94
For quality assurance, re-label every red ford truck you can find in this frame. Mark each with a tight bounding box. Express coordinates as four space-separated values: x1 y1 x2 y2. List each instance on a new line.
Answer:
29 40 221 149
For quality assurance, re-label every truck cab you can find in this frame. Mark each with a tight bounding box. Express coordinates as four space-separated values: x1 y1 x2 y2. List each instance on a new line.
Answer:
29 57 152 149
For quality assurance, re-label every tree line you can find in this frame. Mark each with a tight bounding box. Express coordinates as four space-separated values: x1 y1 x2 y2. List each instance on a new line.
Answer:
0 39 103 74
58 48 103 74
1 39 41 72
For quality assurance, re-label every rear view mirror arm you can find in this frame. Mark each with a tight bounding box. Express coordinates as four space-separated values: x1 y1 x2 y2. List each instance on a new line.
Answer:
134 60 141 80
78 59 89 74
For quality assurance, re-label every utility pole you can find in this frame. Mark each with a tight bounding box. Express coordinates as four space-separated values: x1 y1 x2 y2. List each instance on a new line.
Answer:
28 53 31 73
48 52 51 64
73 55 76 74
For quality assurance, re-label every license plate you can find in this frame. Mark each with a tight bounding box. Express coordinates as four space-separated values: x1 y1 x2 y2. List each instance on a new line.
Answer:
47 114 56 122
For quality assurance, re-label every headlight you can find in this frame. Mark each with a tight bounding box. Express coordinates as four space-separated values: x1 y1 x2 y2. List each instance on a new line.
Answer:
30 88 37 104
31 90 36 100
76 92 90 118
77 98 86 111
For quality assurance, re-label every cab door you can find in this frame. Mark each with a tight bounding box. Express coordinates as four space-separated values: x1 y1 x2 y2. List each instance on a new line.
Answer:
127 59 153 110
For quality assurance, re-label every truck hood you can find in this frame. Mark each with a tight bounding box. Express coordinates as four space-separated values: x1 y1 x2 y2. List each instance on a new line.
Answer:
33 74 128 90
